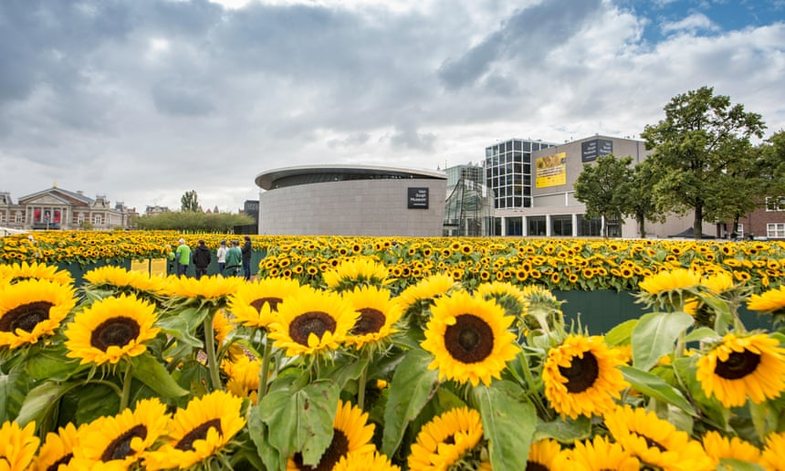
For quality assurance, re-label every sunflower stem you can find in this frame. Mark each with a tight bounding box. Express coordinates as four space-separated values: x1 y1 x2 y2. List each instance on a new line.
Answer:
120 363 133 411
258 334 273 401
203 311 223 391
358 359 368 410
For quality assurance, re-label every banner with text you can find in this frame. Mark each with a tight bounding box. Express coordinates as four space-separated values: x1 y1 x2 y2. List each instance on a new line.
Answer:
535 152 567 188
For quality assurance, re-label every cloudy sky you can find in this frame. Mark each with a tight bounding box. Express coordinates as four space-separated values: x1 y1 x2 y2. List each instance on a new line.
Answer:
1 0 784 213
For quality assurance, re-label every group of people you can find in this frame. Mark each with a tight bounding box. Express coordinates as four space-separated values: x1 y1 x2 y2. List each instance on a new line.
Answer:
172 236 253 280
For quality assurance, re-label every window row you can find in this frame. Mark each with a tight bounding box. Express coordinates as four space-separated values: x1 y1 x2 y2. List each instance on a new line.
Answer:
766 196 785 212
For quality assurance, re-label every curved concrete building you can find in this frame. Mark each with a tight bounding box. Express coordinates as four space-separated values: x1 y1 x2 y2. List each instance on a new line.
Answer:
255 164 447 236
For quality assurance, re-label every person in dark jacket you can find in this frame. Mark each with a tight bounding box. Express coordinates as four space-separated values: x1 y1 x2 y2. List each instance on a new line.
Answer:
241 235 252 280
193 240 212 279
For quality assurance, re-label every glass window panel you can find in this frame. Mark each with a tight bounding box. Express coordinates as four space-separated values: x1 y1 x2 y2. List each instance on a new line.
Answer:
514 140 522 151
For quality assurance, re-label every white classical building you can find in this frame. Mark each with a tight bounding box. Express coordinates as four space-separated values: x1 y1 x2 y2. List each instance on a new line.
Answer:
0 187 135 230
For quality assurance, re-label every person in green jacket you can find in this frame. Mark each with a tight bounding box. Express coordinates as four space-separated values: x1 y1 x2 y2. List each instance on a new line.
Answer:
224 240 242 277
175 238 192 277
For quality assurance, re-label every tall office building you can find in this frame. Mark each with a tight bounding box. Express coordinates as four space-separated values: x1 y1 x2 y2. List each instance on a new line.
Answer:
484 139 554 210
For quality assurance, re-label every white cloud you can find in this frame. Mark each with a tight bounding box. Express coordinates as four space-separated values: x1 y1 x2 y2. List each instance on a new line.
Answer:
661 12 720 35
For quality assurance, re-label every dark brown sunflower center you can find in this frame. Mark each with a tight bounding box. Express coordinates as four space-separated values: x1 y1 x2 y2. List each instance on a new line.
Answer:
251 297 282 312
351 308 386 335
714 350 761 380
559 352 599 393
101 424 147 462
0 301 53 333
526 462 549 471
293 429 349 471
46 453 73 471
175 418 222 451
90 317 141 351
289 311 336 346
444 314 495 364
630 432 667 452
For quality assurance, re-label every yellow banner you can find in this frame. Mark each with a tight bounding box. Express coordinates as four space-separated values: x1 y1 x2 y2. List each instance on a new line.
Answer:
535 152 567 188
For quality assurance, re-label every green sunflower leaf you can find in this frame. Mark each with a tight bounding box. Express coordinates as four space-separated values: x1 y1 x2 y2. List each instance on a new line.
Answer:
381 348 438 457
130 352 188 398
604 319 638 346
474 380 536 471
632 311 693 371
620 365 697 416
534 416 591 443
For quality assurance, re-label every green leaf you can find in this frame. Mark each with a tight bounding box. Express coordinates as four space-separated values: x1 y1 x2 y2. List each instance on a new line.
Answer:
672 357 728 429
249 403 285 471
131 353 189 398
158 306 208 348
620 365 696 416
324 354 369 390
632 312 693 371
25 349 84 382
16 381 74 426
684 326 720 343
74 383 120 424
381 348 438 457
750 401 777 442
474 380 537 471
534 416 591 443
258 379 340 467
604 319 638 346
0 368 28 423
172 360 210 400
718 459 764 471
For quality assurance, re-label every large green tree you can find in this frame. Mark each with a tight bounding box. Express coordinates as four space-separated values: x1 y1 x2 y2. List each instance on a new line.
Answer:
180 190 202 212
641 87 765 238
574 154 632 237
623 159 664 239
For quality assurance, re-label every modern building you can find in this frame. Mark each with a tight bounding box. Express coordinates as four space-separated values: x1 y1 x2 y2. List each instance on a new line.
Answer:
255 164 446 236
443 164 493 237
445 163 484 193
0 187 135 230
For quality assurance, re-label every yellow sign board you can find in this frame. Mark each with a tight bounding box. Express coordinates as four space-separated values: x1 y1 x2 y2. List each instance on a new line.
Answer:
130 259 149 274
535 152 567 188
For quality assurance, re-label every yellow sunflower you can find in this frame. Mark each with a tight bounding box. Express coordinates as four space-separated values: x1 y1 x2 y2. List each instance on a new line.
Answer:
701 271 735 294
267 288 357 357
525 439 563 471
342 285 402 348
638 268 702 310
560 435 640 471
162 275 243 303
70 398 169 470
0 261 73 285
228 277 303 330
696 332 785 407
421 290 518 386
408 407 486 471
396 274 457 313
475 281 527 317
33 422 80 471
145 391 246 471
0 279 76 349
542 335 628 419
701 431 762 468
64 293 160 365
222 355 261 403
747 285 785 315
0 420 39 471
83 266 165 295
323 257 389 292
761 432 785 471
333 451 400 471
605 406 713 471
288 401 375 471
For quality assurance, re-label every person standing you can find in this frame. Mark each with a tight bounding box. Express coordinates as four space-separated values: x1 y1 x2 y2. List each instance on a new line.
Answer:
241 235 253 281
193 240 211 279
175 238 192 277
224 240 243 277
216 240 228 275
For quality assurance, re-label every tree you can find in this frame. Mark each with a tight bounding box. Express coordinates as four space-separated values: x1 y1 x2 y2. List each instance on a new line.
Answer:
760 130 785 197
134 211 253 232
181 190 202 212
641 87 765 239
623 159 665 239
574 154 632 237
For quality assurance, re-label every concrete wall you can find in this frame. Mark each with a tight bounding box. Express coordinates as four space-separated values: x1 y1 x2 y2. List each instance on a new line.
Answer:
258 178 446 236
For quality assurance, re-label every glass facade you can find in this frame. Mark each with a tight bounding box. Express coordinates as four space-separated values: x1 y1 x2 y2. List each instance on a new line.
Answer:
485 139 553 210
551 215 572 236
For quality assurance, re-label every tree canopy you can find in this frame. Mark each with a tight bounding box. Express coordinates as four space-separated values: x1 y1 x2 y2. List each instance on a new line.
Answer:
133 211 253 232
641 86 765 238
573 154 632 237
180 190 202 212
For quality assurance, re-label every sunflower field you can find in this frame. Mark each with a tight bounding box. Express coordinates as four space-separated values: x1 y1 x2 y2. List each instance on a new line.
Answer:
0 235 785 470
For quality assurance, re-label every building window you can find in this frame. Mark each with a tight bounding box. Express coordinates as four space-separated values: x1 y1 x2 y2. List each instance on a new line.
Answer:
15 213 22 223
0 213 4 223
551 215 573 236
528 216 546 236
578 215 602 236
766 197 785 211
93 214 104 225
767 223 785 238
506 217 522 236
